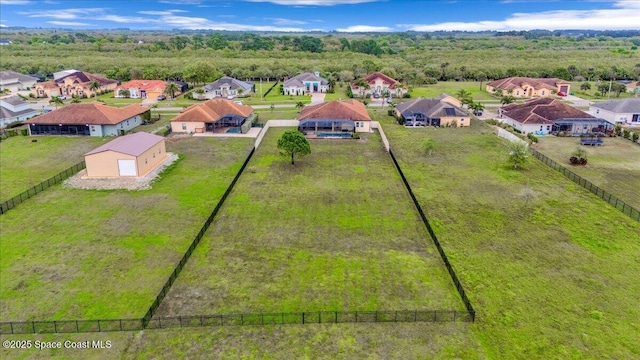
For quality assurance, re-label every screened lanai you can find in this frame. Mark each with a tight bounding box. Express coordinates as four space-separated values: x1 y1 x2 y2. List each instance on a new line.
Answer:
552 118 615 136
298 118 355 134
205 114 246 133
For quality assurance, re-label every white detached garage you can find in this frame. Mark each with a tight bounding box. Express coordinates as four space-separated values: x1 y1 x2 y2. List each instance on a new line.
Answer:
84 132 167 178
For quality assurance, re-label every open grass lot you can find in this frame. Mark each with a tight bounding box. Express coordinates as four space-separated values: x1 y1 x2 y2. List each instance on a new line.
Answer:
535 136 640 209
0 137 254 321
77 94 143 107
0 136 106 200
131 111 178 134
254 108 299 121
1 322 485 359
408 81 497 102
155 128 464 317
371 109 640 359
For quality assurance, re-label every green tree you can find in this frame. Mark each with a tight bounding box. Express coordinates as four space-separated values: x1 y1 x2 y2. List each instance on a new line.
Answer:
455 89 473 107
183 61 219 87
164 82 180 99
501 95 516 105
477 71 488 90
49 96 63 109
580 82 591 91
118 89 130 98
295 101 305 112
509 142 529 170
277 129 311 165
469 101 485 115
89 81 100 98
422 138 435 156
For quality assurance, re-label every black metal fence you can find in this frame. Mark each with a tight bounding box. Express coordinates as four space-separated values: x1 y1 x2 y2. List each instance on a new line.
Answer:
388 150 476 322
531 149 640 222
141 147 257 328
0 161 85 215
262 80 280 98
0 319 143 334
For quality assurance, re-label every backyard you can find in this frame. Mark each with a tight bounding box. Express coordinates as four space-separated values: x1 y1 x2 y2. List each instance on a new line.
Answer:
154 128 465 316
0 136 105 199
534 135 640 209
0 137 254 320
371 109 640 359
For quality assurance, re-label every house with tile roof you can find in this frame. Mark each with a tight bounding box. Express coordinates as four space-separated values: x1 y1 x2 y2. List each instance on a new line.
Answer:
200 76 254 100
84 132 168 178
589 98 640 126
297 99 371 135
486 77 570 98
32 71 118 99
0 71 39 93
283 72 329 96
170 99 255 134
351 72 408 98
499 98 612 135
395 94 470 127
27 103 149 136
0 96 38 127
114 80 167 100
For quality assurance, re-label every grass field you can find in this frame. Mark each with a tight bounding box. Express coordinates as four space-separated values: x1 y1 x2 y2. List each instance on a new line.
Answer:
0 137 254 320
409 81 496 101
254 108 299 121
132 112 178 134
534 136 640 209
77 93 143 107
155 128 464 317
371 109 640 359
0 136 106 200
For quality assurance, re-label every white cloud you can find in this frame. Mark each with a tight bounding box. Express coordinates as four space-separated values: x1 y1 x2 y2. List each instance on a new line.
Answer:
336 25 392 32
245 0 379 6
265 17 308 25
160 15 305 31
217 15 236 18
0 0 32 5
47 21 91 26
138 10 187 16
20 8 107 20
159 0 202 4
400 1 640 31
0 24 7 27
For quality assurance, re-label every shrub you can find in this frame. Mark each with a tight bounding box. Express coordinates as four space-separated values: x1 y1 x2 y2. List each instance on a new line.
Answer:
623 129 630 139
362 100 369 106
424 77 438 85
484 119 500 125
387 109 395 116
558 131 565 137
20 129 28 136
402 92 411 98
633 133 639 142
352 132 360 139
527 133 539 143
8 121 24 129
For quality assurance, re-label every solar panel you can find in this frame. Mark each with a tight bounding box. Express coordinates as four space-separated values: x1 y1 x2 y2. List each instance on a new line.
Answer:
444 108 456 116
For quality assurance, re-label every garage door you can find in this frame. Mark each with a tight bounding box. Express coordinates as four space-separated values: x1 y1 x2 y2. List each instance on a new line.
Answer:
117 159 137 176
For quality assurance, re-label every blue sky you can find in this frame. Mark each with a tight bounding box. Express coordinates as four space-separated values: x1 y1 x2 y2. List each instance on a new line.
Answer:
1 0 639 32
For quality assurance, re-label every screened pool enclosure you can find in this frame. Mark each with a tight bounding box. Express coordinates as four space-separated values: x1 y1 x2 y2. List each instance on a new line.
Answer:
298 118 355 134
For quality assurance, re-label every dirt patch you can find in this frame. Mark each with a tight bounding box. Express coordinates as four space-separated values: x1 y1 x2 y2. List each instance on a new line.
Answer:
63 153 179 191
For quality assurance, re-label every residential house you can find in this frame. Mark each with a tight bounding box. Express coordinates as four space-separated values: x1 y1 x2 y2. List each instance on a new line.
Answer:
395 94 470 127
486 77 571 98
27 103 149 136
0 39 13 46
170 99 255 134
0 96 38 127
32 71 118 99
53 69 81 80
200 77 254 100
0 71 39 92
298 100 371 135
351 72 408 98
84 132 168 178
169 80 189 94
283 72 329 96
590 98 640 126
499 98 612 135
114 80 166 99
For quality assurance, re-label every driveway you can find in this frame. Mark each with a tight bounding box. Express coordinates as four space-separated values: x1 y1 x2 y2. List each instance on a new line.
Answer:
311 93 325 104
564 95 591 108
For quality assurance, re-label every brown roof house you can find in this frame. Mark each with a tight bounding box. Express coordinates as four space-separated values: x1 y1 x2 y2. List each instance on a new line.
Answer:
351 72 408 98
84 132 167 178
171 99 255 134
297 99 371 136
486 77 570 98
395 94 470 127
27 103 149 136
32 70 117 99
499 98 612 135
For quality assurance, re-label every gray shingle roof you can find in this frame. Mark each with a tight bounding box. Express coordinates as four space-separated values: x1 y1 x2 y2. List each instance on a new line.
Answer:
284 72 328 87
0 71 39 84
396 96 467 118
591 98 640 113
204 77 254 92
0 95 28 106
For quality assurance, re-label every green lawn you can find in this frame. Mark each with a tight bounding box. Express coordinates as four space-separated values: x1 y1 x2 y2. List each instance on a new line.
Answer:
154 128 464 317
534 136 640 209
569 81 636 100
371 108 640 359
409 81 496 101
77 93 143 107
0 136 106 200
254 108 299 121
132 112 178 134
0 137 254 320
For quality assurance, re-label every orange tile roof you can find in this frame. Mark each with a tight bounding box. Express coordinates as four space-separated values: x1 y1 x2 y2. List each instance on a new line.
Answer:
487 77 568 91
298 100 371 121
171 99 254 122
116 80 166 91
501 98 593 125
27 103 149 125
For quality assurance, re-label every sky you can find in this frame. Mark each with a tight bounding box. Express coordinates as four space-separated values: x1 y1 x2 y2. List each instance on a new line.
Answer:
0 0 639 32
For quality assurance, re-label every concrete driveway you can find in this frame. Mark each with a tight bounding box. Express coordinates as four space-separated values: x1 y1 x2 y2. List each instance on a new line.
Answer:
311 93 325 104
564 95 591 108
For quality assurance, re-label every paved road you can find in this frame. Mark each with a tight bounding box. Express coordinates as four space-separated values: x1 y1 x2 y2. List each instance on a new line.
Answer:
564 95 591 107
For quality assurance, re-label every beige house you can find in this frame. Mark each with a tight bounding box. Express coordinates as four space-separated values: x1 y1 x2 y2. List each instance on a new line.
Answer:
298 99 372 135
395 94 470 127
170 99 255 134
32 71 117 99
84 132 167 178
351 72 408 98
486 77 570 98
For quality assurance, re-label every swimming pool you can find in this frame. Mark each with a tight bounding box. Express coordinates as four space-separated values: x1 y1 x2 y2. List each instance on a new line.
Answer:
226 128 241 134
317 132 352 138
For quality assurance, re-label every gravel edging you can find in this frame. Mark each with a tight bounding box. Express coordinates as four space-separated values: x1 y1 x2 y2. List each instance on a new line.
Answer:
63 153 180 191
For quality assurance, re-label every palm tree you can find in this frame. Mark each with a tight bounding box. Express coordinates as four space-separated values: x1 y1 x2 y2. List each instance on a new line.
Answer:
469 101 485 115
89 81 100 98
49 96 63 109
295 101 305 112
455 89 473 107
164 82 180 99
501 95 516 105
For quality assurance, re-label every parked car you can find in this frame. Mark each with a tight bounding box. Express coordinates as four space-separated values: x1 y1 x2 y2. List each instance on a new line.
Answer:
233 100 243 105
557 92 566 97
56 95 67 100
157 95 166 101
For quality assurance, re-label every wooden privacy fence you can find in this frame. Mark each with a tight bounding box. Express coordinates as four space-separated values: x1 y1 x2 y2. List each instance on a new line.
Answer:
530 149 639 222
0 161 85 215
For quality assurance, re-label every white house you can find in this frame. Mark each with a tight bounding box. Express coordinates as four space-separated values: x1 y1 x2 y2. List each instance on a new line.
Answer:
283 72 329 96
0 71 39 93
590 98 640 126
200 77 254 100
0 96 38 127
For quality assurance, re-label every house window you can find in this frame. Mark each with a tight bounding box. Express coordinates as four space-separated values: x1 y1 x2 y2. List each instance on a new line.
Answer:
127 120 129 125
182 123 187 130
542 91 545 95
596 109 599 114
145 158 148 164
460 118 464 122
546 126 550 130
91 126 95 131
516 91 520 96
120 123 124 128
153 153 156 158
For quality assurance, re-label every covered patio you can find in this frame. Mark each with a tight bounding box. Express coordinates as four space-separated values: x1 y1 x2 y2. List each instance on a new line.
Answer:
552 118 615 136
203 114 247 134
298 118 355 137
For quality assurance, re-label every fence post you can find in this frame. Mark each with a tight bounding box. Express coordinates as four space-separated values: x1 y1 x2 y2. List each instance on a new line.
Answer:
32 321 35 333
10 322 14 334
335 312 338 324
302 312 305 324
54 321 57 333
98 320 101 332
